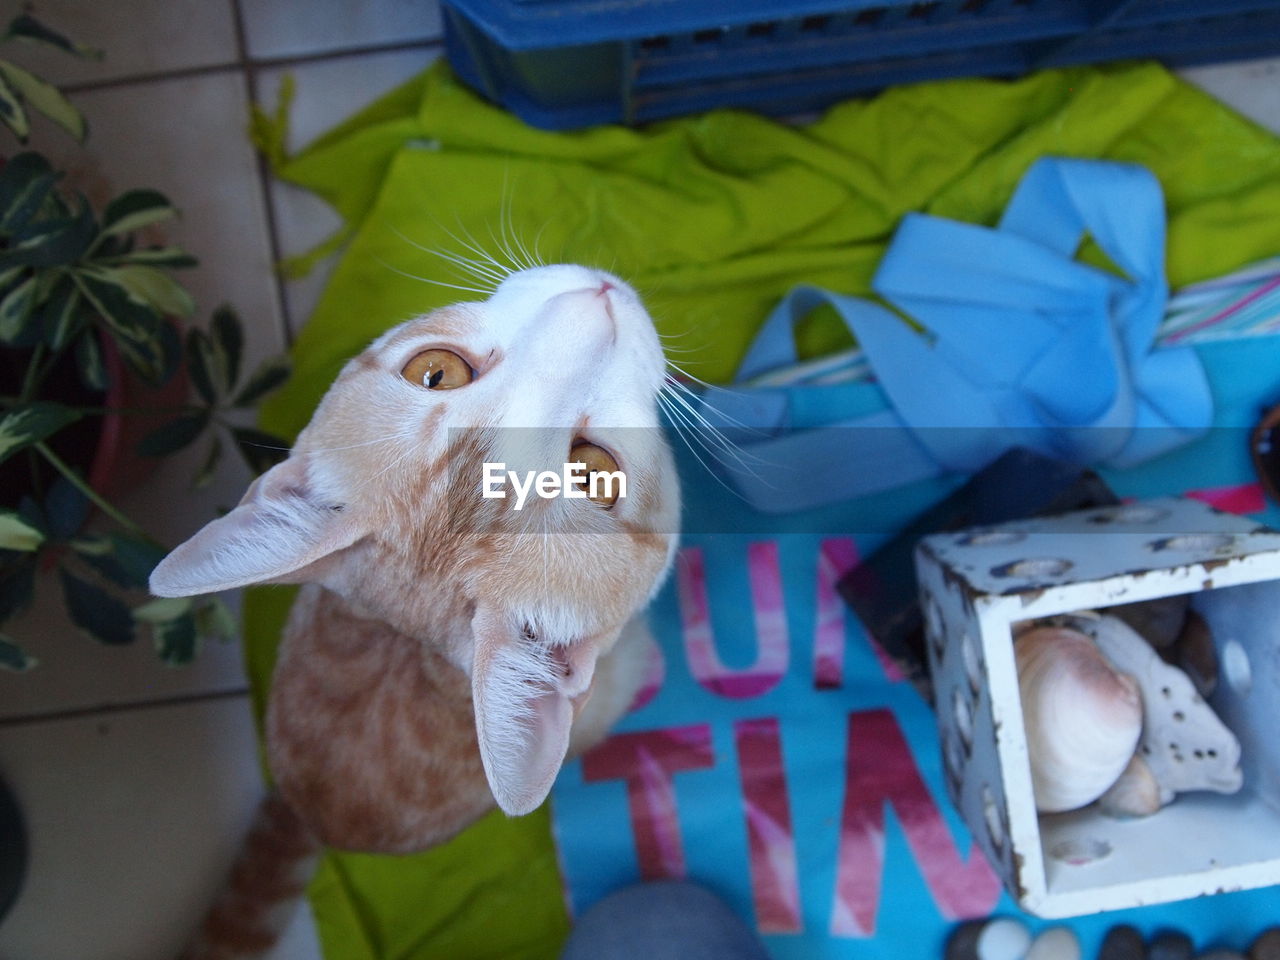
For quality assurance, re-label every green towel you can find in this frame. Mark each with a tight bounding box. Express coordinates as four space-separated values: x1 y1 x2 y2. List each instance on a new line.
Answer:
245 61 1280 960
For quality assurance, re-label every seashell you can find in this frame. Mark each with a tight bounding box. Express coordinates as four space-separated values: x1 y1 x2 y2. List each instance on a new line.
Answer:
1106 594 1190 649
1147 931 1194 960
1098 925 1146 960
1098 754 1164 819
1016 626 1143 813
1091 614 1242 801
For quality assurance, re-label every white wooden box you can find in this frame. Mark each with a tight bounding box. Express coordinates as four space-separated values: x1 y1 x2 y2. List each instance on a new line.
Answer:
915 497 1280 917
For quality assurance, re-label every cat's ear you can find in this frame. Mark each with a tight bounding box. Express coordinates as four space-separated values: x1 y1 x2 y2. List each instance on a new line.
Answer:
149 454 366 597
471 602 602 816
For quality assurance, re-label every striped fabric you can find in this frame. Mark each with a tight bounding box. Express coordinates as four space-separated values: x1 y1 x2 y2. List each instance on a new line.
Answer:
747 257 1280 389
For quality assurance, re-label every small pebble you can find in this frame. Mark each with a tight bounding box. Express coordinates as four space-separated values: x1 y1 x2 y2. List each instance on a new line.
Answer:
1099 925 1146 960
1250 928 1280 960
945 920 986 960
1149 930 1195 960
1025 926 1080 960
977 918 1033 960
943 917 1031 960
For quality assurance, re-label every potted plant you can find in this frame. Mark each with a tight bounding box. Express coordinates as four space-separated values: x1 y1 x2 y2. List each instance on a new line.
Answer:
0 13 291 671
0 12 294 924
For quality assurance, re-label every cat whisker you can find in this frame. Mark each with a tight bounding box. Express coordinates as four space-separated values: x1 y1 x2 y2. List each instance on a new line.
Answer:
399 240 507 290
444 216 511 277
659 391 747 474
663 358 722 392
291 432 408 455
409 235 508 282
373 256 496 296
657 393 760 503
662 375 766 437
382 202 506 289
498 171 544 272
656 341 706 356
660 387 770 475
530 220 551 269
662 379 746 438
428 209 515 286
406 173 515 285
356 426 423 491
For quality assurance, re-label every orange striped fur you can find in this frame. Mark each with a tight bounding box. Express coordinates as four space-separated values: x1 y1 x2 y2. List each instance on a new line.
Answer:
155 267 681 958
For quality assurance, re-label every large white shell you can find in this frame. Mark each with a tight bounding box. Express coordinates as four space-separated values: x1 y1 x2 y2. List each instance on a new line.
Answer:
1016 626 1144 813
1091 613 1242 801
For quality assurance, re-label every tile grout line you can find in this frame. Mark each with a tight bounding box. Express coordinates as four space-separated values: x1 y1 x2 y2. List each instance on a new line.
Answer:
0 686 252 729
228 0 296 350
62 36 445 97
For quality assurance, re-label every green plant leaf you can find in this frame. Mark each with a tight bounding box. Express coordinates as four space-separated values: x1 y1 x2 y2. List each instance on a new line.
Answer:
231 355 291 409
99 265 195 318
43 476 88 540
0 509 43 551
193 435 222 489
5 14 102 59
152 612 198 665
106 246 197 268
0 264 24 290
156 318 182 386
15 495 45 536
99 189 177 240
74 329 106 390
75 272 161 340
0 559 35 621
231 426 289 474
133 596 192 624
0 61 84 141
8 194 97 267
41 479 84 542
185 327 222 405
74 273 166 383
68 534 109 556
0 273 36 343
42 279 82 350
58 568 134 646
194 597 237 644
137 412 209 458
211 306 243 393
0 152 57 233
0 402 80 465
0 634 36 671
73 533 167 589
0 69 29 142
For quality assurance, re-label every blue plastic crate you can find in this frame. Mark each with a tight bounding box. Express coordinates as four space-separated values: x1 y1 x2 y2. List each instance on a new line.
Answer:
442 0 1280 129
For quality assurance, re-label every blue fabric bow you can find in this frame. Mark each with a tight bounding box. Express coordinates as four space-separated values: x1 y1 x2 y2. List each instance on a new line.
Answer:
698 158 1214 513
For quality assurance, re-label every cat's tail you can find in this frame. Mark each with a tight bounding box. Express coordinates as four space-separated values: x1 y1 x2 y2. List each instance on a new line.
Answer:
180 790 321 960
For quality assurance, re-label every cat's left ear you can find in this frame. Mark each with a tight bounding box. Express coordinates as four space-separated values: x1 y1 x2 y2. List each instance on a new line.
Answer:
149 454 367 597
471 602 602 816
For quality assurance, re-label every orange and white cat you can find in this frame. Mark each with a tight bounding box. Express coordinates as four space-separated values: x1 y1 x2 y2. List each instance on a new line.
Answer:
151 265 680 957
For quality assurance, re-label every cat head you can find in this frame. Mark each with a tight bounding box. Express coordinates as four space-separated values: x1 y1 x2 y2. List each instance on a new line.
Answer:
151 264 680 814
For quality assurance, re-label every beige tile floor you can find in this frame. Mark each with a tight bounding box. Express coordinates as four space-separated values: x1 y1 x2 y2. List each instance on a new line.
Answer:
0 2 1275 957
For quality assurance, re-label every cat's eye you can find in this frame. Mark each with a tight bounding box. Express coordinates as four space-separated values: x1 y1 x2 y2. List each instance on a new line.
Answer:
570 442 623 508
401 349 473 390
